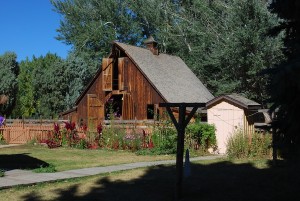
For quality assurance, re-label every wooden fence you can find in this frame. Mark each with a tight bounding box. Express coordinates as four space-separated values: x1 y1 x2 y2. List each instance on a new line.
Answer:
0 119 156 144
0 119 62 144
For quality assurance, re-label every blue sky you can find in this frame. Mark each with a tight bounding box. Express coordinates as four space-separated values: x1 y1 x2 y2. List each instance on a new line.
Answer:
0 0 71 62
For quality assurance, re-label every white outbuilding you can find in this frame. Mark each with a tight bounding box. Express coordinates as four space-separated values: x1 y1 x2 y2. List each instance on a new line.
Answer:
206 94 262 154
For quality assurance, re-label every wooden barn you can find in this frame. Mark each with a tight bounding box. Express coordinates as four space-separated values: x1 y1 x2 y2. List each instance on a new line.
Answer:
206 94 263 154
61 37 214 127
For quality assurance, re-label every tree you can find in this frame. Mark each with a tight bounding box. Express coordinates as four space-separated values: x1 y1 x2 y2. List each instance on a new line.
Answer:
13 54 72 118
12 58 36 118
268 0 300 153
197 0 284 104
63 52 92 109
0 52 19 116
51 0 284 105
51 0 142 68
31 54 69 117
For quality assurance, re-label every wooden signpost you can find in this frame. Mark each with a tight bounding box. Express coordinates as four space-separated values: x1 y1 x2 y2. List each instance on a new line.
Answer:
159 103 205 200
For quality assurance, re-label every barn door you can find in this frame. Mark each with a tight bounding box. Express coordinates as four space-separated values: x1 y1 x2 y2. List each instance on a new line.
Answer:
102 58 113 91
118 57 128 91
87 94 104 129
122 93 134 120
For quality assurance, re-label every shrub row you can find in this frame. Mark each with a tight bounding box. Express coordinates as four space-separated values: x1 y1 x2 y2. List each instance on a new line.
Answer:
43 120 217 155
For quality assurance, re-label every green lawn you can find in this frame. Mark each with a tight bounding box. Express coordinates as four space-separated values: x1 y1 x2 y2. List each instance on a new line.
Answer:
0 144 176 172
1 158 299 201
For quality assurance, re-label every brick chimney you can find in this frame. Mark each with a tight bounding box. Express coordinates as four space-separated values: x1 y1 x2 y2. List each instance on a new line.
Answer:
144 36 159 55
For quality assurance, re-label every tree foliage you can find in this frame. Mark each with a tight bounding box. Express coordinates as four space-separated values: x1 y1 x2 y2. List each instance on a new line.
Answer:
14 54 70 118
9 0 286 118
51 0 284 104
192 0 284 104
268 0 300 152
13 58 36 117
0 52 19 116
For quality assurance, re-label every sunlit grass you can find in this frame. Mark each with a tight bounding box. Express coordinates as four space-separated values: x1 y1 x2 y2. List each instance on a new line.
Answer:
0 144 176 171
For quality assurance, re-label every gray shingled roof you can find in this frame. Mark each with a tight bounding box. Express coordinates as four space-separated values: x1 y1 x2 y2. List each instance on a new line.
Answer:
206 93 261 109
115 42 214 103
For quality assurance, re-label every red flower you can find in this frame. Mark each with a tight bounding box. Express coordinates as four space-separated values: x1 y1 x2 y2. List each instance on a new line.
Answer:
71 122 76 131
64 122 71 130
54 123 60 133
64 122 76 131
148 140 154 149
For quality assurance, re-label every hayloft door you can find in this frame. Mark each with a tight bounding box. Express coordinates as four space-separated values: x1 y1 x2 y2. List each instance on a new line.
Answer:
87 94 104 129
118 57 128 91
102 58 113 91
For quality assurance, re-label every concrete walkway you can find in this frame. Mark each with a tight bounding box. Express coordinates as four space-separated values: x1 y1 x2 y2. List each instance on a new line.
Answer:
0 155 223 189
0 144 22 149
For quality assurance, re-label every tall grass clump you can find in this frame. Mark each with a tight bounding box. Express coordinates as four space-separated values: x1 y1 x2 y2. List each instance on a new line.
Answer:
226 130 272 159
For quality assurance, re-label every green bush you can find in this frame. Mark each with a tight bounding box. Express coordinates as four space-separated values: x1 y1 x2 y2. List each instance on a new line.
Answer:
186 122 216 151
149 121 177 155
226 130 272 159
249 132 272 158
74 139 88 149
101 126 124 149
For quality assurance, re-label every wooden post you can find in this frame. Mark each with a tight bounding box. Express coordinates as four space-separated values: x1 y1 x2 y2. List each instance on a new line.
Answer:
159 103 205 200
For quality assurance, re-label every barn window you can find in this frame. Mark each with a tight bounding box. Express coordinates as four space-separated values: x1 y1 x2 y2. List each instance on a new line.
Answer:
147 104 154 119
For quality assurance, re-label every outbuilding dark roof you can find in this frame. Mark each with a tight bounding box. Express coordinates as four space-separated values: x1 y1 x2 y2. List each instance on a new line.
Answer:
115 42 214 103
206 93 261 110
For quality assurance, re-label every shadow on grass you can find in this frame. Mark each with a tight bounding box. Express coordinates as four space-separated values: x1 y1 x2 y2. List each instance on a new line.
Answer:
22 160 300 201
0 154 50 170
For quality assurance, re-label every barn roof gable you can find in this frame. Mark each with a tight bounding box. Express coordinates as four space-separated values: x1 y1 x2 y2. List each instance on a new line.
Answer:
74 41 214 105
114 42 214 103
206 93 261 110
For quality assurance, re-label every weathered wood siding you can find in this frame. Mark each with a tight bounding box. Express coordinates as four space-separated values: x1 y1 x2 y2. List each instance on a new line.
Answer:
122 57 165 119
63 52 165 123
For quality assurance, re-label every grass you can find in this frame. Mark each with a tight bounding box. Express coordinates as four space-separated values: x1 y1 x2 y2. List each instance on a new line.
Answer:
33 164 56 173
0 144 176 172
1 158 299 201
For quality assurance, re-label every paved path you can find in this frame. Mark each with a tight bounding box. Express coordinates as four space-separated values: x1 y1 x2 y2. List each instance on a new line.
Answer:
0 144 22 149
0 155 223 189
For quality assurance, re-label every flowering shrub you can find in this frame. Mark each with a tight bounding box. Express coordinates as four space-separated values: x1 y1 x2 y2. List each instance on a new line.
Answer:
63 121 81 147
46 121 82 149
46 123 62 148
142 129 153 149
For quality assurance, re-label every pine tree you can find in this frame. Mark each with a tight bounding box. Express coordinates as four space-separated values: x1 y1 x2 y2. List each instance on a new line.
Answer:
268 0 300 153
